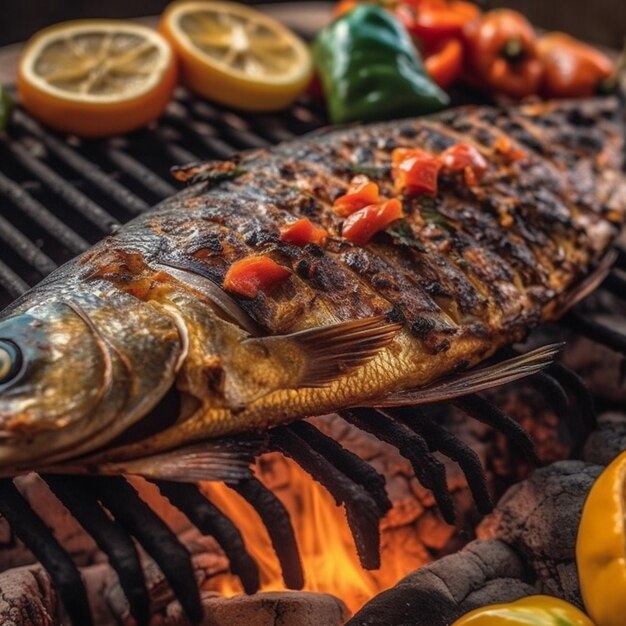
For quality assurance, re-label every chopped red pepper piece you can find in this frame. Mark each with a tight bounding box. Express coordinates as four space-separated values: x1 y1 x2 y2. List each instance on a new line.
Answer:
333 175 380 217
441 142 488 184
280 217 328 246
392 148 442 196
493 135 527 162
342 198 404 246
223 256 291 298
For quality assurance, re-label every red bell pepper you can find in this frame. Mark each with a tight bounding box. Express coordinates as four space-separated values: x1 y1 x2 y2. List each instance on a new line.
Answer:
333 175 381 216
392 148 442 196
399 0 481 48
280 218 328 246
342 198 404 245
424 37 464 88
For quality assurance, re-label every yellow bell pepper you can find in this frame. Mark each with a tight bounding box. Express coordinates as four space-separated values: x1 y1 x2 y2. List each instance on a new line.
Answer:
451 595 595 625
577 450 626 626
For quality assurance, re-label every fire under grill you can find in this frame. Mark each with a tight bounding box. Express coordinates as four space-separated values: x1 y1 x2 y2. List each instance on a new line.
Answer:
2 79 626 626
0 88 326 307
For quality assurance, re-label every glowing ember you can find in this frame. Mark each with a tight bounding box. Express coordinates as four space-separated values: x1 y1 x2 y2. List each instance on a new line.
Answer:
201 453 430 614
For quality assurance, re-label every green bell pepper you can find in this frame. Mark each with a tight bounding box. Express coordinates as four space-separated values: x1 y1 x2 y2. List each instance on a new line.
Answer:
0 86 13 132
313 4 449 124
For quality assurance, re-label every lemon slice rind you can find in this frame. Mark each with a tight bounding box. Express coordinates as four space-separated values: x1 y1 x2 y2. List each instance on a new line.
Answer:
165 1 312 87
19 20 174 104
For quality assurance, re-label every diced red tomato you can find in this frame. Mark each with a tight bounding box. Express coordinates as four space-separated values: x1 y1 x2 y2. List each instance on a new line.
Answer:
441 142 488 183
333 175 380 217
400 0 481 48
392 148 442 196
424 38 464 88
223 256 291 298
342 198 404 245
280 217 328 246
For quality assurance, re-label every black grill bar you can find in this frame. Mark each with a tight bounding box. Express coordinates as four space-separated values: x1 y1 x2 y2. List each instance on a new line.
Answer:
3 139 120 233
0 258 28 299
13 110 150 215
139 127 200 169
0 89 328 308
0 213 57 276
0 169 89 253
97 142 178 200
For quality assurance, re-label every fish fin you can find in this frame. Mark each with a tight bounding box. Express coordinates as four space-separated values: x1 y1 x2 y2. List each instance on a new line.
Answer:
289 316 403 387
98 435 263 483
551 250 618 319
374 343 562 407
223 316 402 408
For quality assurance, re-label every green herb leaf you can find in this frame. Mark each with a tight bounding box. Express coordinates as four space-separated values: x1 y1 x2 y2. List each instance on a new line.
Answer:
386 221 426 251
348 163 389 178
421 209 449 228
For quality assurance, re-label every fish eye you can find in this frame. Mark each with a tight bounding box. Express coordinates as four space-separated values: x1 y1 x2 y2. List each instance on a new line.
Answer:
0 341 22 386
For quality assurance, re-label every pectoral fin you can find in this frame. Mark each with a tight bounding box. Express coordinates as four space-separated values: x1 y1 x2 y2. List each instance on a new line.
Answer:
224 316 402 408
374 343 562 407
285 315 403 387
97 435 263 482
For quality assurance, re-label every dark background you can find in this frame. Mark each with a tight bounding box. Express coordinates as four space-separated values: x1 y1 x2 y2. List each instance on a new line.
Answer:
0 0 624 47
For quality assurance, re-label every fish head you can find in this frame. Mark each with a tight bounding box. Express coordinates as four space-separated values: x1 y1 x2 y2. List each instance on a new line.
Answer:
0 301 110 443
0 290 184 473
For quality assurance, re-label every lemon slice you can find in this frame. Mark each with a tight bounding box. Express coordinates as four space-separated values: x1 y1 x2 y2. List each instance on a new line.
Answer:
160 1 313 111
17 20 177 137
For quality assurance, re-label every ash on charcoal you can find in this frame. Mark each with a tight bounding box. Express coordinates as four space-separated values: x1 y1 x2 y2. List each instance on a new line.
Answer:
584 411 626 465
347 539 535 626
164 591 349 626
478 460 602 607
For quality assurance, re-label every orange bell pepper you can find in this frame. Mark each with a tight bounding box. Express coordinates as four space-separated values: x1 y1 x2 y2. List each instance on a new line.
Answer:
464 9 543 98
342 198 404 245
399 0 480 48
537 32 615 98
392 148 442 196
280 218 328 246
333 176 381 216
223 256 291 298
424 38 464 88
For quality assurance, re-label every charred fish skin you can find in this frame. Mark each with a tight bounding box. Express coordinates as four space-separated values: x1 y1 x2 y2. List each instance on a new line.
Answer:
0 97 624 472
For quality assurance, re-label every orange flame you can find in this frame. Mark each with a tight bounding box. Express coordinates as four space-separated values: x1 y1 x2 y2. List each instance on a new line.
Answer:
201 452 428 614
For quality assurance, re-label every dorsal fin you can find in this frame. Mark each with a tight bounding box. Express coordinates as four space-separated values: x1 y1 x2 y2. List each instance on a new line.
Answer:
223 316 402 408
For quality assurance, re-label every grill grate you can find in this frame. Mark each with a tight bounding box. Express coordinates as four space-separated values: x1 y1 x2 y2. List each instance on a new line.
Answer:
0 88 327 307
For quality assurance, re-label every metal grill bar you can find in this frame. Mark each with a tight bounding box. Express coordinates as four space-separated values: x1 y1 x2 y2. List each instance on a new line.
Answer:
0 213 57 276
0 169 89 253
97 143 177 200
4 139 120 233
0 258 28 299
13 110 150 215
0 89 324 309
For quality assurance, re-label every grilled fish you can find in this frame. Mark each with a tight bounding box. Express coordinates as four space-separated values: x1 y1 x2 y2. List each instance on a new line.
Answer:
0 96 624 480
